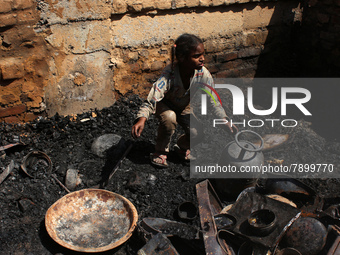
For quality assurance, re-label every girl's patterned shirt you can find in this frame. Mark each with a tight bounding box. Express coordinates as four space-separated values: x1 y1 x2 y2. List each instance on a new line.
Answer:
136 64 228 120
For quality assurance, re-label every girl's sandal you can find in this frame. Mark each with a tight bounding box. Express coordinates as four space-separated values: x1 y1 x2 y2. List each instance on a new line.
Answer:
174 145 196 161
150 153 168 168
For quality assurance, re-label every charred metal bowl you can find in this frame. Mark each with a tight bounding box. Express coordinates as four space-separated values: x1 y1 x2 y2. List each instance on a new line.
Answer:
45 189 138 253
283 217 327 255
177 201 198 220
247 209 276 236
21 150 52 178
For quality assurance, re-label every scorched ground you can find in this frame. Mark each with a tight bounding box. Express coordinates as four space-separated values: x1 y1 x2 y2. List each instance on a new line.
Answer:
1 95 340 254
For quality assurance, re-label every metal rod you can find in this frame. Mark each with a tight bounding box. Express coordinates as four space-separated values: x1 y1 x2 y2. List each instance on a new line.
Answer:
51 173 70 193
101 141 134 188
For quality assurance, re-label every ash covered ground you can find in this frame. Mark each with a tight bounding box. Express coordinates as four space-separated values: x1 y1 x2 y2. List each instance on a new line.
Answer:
1 95 340 255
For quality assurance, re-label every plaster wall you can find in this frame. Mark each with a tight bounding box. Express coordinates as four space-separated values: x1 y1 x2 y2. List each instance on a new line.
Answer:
0 0 313 121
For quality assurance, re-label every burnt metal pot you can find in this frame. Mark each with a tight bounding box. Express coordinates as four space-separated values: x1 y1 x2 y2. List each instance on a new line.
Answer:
21 150 52 178
282 217 327 255
214 130 264 198
247 209 277 236
177 201 198 221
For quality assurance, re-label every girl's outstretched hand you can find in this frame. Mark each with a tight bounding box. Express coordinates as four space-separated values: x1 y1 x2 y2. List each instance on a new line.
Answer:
225 120 238 135
131 117 146 139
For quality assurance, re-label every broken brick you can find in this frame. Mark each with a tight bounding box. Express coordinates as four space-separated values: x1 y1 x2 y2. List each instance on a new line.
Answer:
0 57 25 80
0 104 27 118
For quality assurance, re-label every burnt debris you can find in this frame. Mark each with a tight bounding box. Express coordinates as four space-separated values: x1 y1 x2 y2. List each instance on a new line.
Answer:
0 95 340 254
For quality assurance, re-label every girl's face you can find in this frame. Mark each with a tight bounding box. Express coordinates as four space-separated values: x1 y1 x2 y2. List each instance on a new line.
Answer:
180 43 205 71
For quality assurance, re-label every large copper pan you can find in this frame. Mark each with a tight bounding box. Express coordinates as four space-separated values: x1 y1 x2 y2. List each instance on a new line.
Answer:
45 189 138 253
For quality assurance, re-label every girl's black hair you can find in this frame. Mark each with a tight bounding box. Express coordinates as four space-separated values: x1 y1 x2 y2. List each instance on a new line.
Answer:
171 33 203 74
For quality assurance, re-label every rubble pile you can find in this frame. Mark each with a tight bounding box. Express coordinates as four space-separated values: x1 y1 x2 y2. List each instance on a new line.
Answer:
1 95 340 255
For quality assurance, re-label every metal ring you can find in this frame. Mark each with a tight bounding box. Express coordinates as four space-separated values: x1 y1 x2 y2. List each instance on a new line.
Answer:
21 150 52 178
235 130 264 152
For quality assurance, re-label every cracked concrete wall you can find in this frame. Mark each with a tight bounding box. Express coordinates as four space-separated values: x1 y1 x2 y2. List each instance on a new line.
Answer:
1 0 304 121
40 0 115 117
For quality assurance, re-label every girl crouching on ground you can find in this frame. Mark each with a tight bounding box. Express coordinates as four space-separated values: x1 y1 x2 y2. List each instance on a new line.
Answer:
131 33 237 168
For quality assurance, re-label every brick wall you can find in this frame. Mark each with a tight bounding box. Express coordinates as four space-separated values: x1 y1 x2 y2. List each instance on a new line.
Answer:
110 0 303 96
298 0 340 76
0 0 49 123
0 0 338 122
